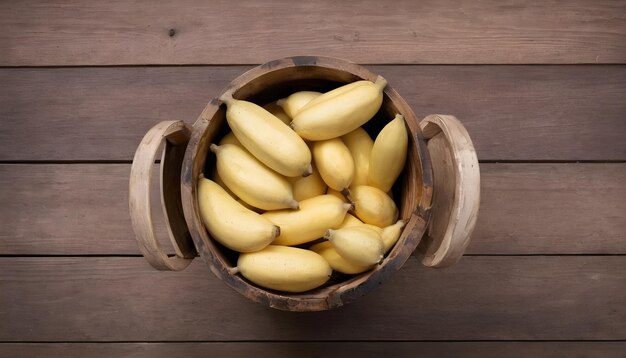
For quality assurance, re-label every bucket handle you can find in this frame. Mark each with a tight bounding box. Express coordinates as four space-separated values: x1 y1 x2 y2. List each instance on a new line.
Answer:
129 121 197 271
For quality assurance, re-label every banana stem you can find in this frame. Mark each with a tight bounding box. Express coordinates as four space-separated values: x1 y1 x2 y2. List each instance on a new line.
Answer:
209 144 221 153
302 164 313 177
374 75 388 90
220 93 236 107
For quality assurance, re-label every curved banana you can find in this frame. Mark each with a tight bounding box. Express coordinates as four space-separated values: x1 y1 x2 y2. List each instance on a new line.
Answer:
310 241 373 275
237 245 331 292
277 91 321 118
263 101 291 124
218 131 243 147
289 164 327 202
197 178 278 252
291 76 387 140
313 138 354 192
324 226 384 266
222 96 312 177
337 213 363 229
326 188 349 203
342 127 374 187
211 144 298 210
350 185 398 227
262 194 352 246
368 114 408 192
382 220 406 254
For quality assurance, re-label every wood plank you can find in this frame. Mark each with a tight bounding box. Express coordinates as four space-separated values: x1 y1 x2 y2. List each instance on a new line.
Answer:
1 66 624 161
1 0 624 65
0 257 624 340
1 164 624 255
2 342 625 358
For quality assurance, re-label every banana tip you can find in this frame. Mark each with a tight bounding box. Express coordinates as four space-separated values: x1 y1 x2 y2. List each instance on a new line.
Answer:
375 75 388 90
276 98 286 107
323 229 334 239
209 143 220 153
302 164 313 177
288 199 300 210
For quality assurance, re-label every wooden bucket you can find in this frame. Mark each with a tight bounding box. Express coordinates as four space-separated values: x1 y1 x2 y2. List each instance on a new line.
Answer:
129 56 480 311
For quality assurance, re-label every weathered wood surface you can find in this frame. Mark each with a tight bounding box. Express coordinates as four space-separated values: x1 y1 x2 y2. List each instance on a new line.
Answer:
1 65 624 161
2 342 625 358
2 163 623 255
1 0 624 66
0 257 624 341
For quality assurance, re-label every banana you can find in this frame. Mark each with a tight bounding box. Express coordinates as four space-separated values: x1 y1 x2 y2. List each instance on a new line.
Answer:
289 163 327 201
342 127 374 187
262 195 352 246
222 96 312 177
324 226 384 266
313 138 354 192
310 241 373 275
277 91 322 118
237 245 331 292
237 198 263 213
211 144 298 210
218 131 243 147
350 185 398 227
326 188 349 202
263 101 291 124
197 178 278 252
337 213 363 229
368 114 408 192
382 220 406 254
291 76 387 140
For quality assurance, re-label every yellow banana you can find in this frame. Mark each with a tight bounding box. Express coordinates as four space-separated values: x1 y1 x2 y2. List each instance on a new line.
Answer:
342 127 374 187
263 101 291 124
350 185 398 227
324 226 384 266
326 188 349 203
211 144 298 210
277 91 322 118
382 220 406 253
237 198 263 213
368 114 408 192
313 138 354 192
218 131 243 147
222 96 312 177
197 178 278 252
288 164 327 201
291 76 387 140
262 195 352 246
310 241 373 275
337 213 363 228
237 245 331 292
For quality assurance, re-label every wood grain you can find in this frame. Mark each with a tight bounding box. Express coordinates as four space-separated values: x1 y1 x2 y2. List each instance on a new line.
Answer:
1 163 624 255
1 65 624 161
2 342 625 358
0 256 624 341
1 0 624 66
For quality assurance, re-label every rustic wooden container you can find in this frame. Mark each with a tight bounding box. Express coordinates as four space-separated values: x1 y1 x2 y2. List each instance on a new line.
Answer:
129 56 480 311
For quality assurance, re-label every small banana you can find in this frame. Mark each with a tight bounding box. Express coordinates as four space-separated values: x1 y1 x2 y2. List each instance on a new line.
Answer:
211 144 298 210
337 213 363 229
313 138 354 192
291 76 387 140
288 164 327 202
277 91 322 118
326 188 349 203
368 114 408 192
342 127 374 187
222 96 312 177
350 185 398 227
382 220 406 253
310 241 373 275
197 178 278 252
262 194 352 246
218 131 243 147
263 101 291 124
324 226 384 266
237 245 331 292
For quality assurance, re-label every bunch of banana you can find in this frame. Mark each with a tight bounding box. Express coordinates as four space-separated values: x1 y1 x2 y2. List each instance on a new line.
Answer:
197 76 411 293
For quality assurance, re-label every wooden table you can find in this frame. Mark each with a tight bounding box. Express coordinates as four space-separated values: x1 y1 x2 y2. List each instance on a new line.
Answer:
1 1 625 357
